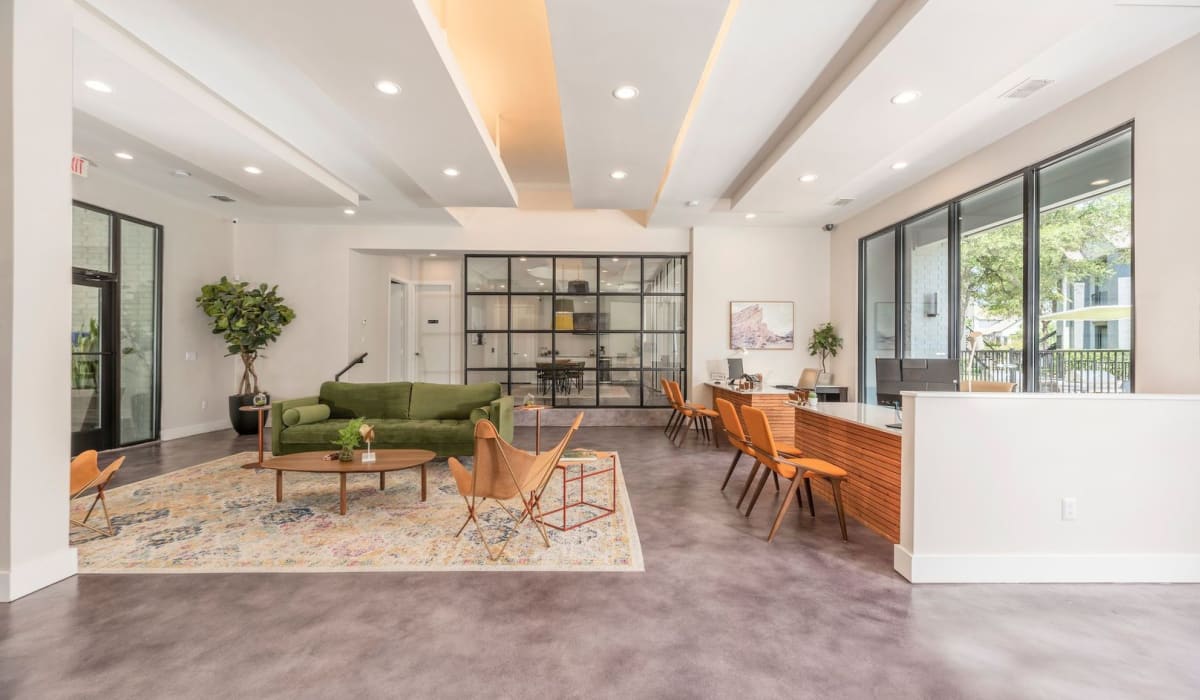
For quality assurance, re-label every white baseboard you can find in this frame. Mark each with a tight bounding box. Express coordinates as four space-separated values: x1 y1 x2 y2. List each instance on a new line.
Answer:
160 419 231 442
894 545 1200 583
1 547 78 602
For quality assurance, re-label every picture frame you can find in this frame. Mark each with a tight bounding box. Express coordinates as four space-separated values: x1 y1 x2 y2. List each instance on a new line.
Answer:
730 301 794 350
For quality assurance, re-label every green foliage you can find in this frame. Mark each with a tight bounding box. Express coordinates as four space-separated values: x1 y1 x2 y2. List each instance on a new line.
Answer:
332 418 364 450
807 322 844 373
196 276 295 394
71 318 100 390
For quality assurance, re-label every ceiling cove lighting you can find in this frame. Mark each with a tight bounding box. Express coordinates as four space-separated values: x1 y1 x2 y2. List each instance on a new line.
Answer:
744 213 757 220
375 80 401 95
114 151 133 160
610 170 628 180
799 174 818 183
84 80 112 93
1091 178 1111 186
612 85 639 100
343 208 356 215
442 167 460 177
891 161 909 170
890 90 921 105
243 165 263 175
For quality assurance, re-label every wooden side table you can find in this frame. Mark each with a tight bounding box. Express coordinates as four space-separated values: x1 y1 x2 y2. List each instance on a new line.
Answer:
239 404 271 469
516 404 548 454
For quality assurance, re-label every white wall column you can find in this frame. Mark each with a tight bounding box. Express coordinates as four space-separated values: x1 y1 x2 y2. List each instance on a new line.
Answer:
0 0 76 601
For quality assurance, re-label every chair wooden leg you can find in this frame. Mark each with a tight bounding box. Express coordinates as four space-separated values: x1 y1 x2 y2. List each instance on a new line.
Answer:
665 410 680 435
773 471 780 492
745 467 771 517
674 417 693 446
736 461 761 509
98 487 114 536
720 451 743 491
805 477 815 517
768 476 802 542
829 478 849 542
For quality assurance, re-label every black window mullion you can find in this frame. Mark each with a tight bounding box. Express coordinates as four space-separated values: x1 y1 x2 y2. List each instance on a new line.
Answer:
947 202 961 360
1022 167 1040 393
893 225 904 359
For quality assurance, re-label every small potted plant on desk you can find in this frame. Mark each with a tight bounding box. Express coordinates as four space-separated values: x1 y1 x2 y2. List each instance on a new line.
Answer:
196 276 295 435
807 322 844 385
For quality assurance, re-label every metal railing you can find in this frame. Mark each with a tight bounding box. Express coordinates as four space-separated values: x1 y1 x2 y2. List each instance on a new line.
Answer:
964 349 1131 393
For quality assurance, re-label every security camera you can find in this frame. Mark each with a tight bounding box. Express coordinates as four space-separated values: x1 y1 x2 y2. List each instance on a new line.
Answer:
822 223 836 232
232 217 239 224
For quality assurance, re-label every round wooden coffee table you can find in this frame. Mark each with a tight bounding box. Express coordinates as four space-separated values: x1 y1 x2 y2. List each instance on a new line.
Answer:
260 449 435 515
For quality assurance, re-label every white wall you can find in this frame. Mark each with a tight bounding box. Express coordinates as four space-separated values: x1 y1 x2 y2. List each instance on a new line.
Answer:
690 226 832 401
830 34 1200 398
898 392 1200 583
73 170 235 439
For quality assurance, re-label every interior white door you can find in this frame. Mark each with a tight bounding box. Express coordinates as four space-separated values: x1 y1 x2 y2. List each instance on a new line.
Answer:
388 281 408 381
416 283 453 384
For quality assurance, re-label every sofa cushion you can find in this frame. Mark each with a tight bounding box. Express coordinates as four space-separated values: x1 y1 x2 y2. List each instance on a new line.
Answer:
318 381 412 419
279 419 354 446
369 419 475 445
282 404 331 427
408 382 502 420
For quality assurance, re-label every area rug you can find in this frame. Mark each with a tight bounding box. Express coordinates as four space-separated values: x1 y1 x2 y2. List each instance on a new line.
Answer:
72 452 643 573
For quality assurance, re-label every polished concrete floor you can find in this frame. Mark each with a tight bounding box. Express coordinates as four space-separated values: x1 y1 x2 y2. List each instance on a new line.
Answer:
3 426 1199 698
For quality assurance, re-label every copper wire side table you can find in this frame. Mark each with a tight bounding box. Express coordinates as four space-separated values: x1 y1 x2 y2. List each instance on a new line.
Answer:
538 452 617 532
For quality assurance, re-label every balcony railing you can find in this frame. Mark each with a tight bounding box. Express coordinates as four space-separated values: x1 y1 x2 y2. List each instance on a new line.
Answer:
964 349 1131 393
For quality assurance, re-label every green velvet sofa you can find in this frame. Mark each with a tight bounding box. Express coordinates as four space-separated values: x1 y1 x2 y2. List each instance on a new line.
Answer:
270 381 513 457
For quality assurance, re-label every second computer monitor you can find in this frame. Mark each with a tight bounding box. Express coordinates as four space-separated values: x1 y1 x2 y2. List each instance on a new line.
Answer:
727 357 744 381
875 358 959 405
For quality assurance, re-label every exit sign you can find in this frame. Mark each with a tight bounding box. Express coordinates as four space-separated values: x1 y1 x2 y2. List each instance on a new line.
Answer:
71 154 89 178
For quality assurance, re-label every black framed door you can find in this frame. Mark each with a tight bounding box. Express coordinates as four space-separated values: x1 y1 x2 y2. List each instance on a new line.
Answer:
70 275 117 453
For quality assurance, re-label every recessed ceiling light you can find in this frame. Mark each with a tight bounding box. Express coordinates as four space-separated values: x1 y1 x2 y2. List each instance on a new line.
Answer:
442 167 460 177
429 253 437 257
890 90 921 105
375 80 401 95
611 257 620 262
343 208 356 215
519 257 527 261
84 80 112 93
243 165 262 175
891 161 909 170
537 281 545 286
499 284 505 289
686 200 700 207
114 151 133 160
610 170 628 180
799 174 818 183
612 85 639 100
744 213 757 220
172 169 191 177
1090 178 1111 186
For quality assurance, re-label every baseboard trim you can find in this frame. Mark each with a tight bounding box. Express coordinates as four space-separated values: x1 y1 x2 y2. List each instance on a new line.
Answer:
895 547 1200 583
160 420 230 442
1 547 78 602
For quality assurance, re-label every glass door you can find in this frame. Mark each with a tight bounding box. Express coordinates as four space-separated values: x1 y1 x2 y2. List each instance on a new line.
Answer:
71 278 115 453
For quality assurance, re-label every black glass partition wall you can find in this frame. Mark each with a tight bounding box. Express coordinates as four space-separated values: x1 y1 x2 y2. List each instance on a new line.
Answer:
465 255 687 408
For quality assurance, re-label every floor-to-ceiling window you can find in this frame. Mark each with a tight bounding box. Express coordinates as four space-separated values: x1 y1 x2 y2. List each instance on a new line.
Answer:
858 124 1133 399
465 255 687 407
71 202 162 452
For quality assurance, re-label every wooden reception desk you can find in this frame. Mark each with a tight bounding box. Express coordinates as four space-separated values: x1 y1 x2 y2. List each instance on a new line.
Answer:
793 403 902 543
706 382 795 438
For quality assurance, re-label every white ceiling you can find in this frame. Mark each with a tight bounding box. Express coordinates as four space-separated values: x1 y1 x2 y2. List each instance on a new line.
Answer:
70 0 1200 227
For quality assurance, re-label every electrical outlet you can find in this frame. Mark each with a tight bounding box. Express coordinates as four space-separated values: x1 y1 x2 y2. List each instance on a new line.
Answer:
1061 497 1077 521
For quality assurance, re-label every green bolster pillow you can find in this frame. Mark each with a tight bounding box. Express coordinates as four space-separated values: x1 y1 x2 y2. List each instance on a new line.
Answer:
469 407 491 424
282 404 331 427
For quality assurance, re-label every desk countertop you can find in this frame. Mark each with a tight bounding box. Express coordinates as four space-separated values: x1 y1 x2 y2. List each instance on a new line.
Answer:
705 381 793 396
792 401 901 435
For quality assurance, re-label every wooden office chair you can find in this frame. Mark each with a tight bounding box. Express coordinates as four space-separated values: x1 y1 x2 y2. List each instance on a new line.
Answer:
666 380 719 447
739 405 850 542
715 398 803 492
962 380 1016 392
70 450 125 537
448 412 583 560
660 378 685 436
798 368 821 390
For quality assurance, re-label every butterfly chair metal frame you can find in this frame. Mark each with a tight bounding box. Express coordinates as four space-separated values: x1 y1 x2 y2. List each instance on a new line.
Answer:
70 450 125 537
449 414 584 560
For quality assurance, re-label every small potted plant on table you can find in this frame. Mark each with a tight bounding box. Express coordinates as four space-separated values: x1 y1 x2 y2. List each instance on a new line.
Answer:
333 418 365 462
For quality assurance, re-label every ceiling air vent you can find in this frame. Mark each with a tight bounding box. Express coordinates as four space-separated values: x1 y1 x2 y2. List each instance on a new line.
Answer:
832 197 856 207
209 194 236 203
1001 78 1054 99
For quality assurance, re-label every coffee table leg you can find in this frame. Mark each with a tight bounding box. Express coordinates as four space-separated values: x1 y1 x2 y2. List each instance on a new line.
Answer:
380 472 386 491
275 470 282 502
420 463 427 502
339 473 347 515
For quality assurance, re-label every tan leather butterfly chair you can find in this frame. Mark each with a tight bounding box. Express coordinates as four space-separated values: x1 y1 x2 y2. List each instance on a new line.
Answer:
739 405 850 542
70 450 125 537
715 398 803 493
449 413 584 560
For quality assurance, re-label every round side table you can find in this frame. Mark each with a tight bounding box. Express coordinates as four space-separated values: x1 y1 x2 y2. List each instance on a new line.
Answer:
516 404 548 454
239 404 271 468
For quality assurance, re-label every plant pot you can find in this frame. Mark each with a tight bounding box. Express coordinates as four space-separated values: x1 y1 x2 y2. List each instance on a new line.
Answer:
228 394 269 435
338 446 354 462
818 372 834 385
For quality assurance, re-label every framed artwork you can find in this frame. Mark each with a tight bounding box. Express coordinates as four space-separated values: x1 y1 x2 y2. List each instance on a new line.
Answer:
730 301 794 350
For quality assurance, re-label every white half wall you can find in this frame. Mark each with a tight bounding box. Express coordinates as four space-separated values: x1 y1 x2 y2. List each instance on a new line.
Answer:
690 226 832 401
898 392 1200 583
73 169 235 440
829 34 1200 398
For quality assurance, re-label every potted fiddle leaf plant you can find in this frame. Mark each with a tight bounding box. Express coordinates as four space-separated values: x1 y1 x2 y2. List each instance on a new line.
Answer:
196 276 295 434
807 322 844 385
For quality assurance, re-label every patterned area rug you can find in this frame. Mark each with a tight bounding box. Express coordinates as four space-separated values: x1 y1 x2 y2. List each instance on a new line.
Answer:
72 452 643 573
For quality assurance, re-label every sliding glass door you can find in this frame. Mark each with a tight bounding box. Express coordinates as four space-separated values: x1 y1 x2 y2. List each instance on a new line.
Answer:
860 231 896 405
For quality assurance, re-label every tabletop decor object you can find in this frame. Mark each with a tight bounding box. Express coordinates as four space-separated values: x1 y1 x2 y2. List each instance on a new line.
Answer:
333 418 364 462
359 423 377 463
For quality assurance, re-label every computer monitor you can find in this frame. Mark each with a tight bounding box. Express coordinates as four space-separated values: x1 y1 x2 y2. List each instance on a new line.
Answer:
875 358 959 406
727 357 744 382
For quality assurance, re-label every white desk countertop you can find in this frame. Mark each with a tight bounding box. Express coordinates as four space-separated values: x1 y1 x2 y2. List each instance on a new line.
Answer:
791 401 901 435
704 381 794 396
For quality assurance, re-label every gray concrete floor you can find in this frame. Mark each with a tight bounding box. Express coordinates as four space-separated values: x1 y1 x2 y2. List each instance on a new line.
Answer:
3 426 1199 698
